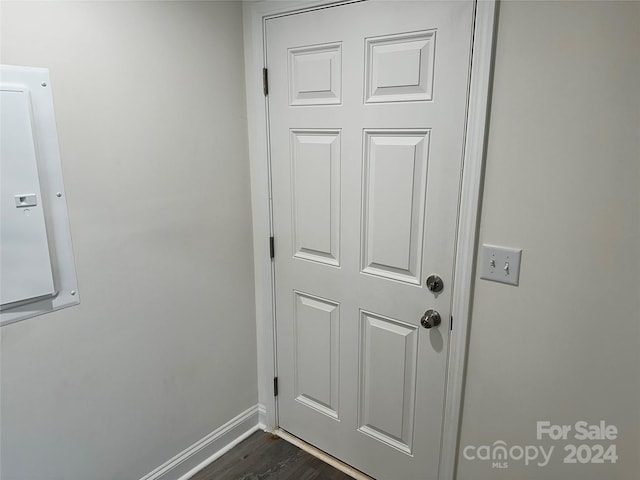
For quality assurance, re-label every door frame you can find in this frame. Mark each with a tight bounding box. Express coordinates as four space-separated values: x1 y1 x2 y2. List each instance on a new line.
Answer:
242 1 497 478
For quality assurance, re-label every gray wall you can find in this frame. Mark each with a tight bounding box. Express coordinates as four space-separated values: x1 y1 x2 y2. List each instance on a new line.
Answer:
1 1 638 480
458 1 639 479
0 2 257 479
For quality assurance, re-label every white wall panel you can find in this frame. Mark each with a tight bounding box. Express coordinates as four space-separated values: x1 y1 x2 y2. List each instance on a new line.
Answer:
0 88 55 307
0 3 257 480
458 2 640 479
1 65 80 325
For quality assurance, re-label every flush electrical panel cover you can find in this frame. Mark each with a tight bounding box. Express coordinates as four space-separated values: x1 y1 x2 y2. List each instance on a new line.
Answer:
1 65 79 325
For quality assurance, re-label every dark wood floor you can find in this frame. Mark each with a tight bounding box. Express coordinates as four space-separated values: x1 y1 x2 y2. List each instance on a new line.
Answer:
191 431 354 480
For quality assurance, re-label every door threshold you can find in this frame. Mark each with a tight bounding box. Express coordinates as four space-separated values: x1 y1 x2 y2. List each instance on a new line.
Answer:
275 428 376 480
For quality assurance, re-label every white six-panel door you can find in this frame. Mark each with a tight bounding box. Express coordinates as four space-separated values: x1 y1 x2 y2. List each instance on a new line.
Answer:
266 2 475 478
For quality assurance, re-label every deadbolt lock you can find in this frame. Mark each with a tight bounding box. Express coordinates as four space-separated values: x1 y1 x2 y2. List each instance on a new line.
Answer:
426 275 444 293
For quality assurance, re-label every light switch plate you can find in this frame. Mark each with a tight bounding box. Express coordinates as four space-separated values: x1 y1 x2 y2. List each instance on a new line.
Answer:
480 244 522 286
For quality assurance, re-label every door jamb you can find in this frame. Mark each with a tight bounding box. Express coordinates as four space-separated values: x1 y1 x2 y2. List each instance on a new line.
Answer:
242 1 497 478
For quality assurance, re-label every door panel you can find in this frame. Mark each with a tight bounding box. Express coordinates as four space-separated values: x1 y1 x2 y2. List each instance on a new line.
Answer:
291 130 341 266
289 43 342 106
361 130 430 284
267 2 474 478
294 291 340 419
358 310 418 455
365 31 436 103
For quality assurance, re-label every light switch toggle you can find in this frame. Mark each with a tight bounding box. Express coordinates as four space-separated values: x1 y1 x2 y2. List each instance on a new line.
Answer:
14 194 37 208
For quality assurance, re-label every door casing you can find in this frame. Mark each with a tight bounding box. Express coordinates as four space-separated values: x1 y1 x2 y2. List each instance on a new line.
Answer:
242 1 497 478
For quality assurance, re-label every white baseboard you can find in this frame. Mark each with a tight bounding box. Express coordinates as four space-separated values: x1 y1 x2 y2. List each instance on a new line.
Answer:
257 403 267 430
140 404 261 480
